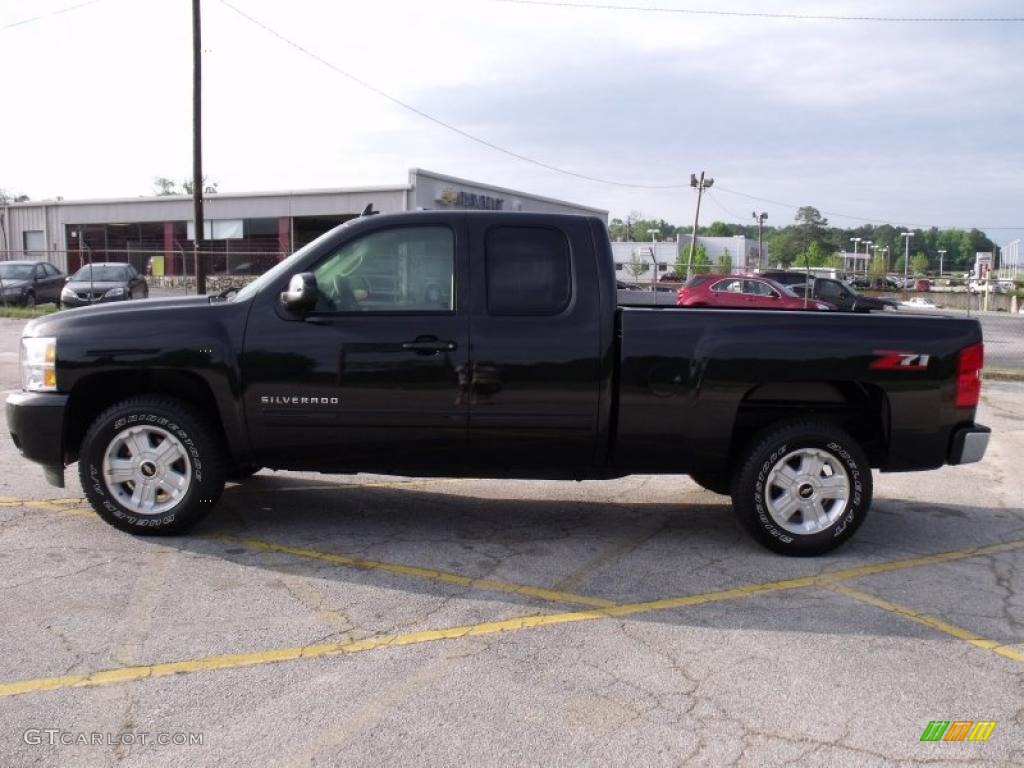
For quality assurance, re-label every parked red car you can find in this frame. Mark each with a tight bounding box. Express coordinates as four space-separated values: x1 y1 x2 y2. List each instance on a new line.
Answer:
677 275 833 310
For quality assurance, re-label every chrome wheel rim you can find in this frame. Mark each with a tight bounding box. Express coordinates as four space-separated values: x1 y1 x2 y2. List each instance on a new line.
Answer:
765 447 850 535
101 425 192 515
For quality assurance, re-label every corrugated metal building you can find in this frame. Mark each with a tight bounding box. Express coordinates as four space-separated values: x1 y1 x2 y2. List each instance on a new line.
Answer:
0 169 607 276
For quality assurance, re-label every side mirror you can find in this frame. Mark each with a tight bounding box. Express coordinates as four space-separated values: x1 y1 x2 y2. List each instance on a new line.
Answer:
280 272 318 312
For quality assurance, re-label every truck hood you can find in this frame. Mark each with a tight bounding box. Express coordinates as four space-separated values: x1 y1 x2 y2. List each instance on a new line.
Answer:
24 295 219 337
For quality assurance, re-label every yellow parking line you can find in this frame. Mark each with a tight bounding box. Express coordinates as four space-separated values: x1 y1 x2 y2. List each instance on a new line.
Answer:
1 498 1022 698
208 534 617 609
10 537 1023 699
0 573 824 699
826 582 1024 665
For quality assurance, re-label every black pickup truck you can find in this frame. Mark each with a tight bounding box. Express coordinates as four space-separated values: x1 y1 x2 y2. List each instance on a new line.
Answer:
6 212 989 555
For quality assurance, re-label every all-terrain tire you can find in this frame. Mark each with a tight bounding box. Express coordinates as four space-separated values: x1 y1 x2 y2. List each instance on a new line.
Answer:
731 420 872 556
78 396 226 535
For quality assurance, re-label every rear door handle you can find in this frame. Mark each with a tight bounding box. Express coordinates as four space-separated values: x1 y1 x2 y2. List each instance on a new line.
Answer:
402 337 456 354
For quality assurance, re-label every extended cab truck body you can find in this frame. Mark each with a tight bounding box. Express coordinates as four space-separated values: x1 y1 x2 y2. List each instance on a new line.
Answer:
7 212 989 555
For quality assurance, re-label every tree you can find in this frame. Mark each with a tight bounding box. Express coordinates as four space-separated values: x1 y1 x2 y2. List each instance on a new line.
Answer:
0 188 30 203
691 243 710 274
868 254 886 281
153 176 219 196
911 252 930 276
625 250 648 281
716 249 732 274
794 241 828 268
153 177 178 196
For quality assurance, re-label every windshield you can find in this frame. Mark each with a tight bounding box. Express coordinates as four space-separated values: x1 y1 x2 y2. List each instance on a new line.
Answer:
232 221 355 303
71 265 130 282
0 264 35 280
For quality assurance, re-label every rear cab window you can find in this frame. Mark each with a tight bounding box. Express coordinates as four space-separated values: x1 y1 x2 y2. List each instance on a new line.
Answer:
485 226 571 315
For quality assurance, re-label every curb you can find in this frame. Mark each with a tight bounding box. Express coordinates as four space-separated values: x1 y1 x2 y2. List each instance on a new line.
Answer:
984 369 1024 382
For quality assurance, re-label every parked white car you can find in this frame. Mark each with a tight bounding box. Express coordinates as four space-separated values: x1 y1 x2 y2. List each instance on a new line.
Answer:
901 297 937 309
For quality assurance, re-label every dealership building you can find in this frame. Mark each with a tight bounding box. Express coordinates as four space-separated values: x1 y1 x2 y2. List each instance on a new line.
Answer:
0 169 607 275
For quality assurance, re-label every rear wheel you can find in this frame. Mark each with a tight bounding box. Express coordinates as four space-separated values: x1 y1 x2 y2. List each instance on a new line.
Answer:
731 420 872 556
78 396 226 535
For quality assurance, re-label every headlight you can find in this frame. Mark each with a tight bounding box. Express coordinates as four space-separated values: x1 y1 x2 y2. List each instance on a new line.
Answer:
21 337 57 392
60 286 76 299
104 286 126 298
815 302 831 311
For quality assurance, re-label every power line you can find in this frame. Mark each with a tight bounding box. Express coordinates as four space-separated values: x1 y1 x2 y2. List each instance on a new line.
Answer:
1 0 106 31
491 0 1024 23
713 185 1024 231
220 1 1023 233
218 0 688 190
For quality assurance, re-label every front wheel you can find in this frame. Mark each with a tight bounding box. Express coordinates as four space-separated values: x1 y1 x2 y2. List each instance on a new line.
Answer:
78 396 226 535
731 420 872 556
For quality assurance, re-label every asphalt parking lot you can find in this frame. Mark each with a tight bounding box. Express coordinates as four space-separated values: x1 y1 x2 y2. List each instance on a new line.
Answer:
0 316 1021 766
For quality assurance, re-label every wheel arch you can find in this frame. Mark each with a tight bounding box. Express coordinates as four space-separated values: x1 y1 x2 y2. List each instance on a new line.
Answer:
64 369 241 464
730 380 890 468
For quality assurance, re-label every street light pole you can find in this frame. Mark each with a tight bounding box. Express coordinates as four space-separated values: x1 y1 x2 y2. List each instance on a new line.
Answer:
849 237 861 277
938 249 947 276
752 211 767 270
647 228 659 291
862 241 872 279
901 231 914 292
687 171 714 280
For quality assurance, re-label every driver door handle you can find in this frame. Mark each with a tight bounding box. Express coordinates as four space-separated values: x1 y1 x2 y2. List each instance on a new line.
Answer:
402 337 456 354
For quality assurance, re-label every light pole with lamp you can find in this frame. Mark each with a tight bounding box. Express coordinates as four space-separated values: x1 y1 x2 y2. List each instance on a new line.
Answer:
752 211 767 269
938 249 947 277
647 228 659 291
901 231 914 291
687 172 714 280
849 237 861 276
862 241 872 279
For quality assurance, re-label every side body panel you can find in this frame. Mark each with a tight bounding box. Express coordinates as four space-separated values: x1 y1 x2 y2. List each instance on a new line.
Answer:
614 308 983 473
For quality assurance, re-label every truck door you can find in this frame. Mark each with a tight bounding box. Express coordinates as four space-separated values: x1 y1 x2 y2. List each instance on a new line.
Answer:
241 222 469 472
465 217 604 473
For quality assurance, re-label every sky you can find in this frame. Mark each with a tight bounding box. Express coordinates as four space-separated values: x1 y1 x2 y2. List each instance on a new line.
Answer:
2 0 1022 244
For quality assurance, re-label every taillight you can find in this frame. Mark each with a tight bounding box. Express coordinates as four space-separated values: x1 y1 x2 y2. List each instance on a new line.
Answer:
955 343 983 408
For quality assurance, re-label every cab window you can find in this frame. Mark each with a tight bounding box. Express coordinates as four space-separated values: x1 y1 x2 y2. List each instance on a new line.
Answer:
711 278 744 293
312 227 455 313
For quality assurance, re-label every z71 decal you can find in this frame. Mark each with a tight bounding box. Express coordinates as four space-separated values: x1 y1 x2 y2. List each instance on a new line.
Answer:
870 350 931 371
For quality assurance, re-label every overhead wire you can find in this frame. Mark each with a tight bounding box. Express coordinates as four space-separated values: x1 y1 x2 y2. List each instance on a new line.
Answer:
1 0 107 31
491 0 1024 23
219 0 689 190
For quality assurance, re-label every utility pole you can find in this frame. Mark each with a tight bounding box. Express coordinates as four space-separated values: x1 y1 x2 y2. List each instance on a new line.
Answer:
647 228 659 291
752 211 767 269
192 0 207 295
901 231 913 293
687 172 713 280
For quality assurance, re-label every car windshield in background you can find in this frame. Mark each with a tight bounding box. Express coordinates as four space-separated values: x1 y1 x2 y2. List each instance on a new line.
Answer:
71 266 129 282
0 264 35 280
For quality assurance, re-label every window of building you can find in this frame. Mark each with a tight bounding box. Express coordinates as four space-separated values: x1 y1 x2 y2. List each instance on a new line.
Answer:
312 226 454 313
486 226 571 316
22 230 44 255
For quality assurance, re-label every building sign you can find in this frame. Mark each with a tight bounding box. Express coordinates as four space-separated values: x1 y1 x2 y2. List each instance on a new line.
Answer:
436 186 504 210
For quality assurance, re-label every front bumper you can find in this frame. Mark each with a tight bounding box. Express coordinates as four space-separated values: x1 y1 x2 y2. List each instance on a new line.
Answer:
6 390 69 486
948 424 991 465
61 294 127 308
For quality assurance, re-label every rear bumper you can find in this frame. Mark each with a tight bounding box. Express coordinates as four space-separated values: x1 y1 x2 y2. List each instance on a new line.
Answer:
6 391 68 486
948 424 990 465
